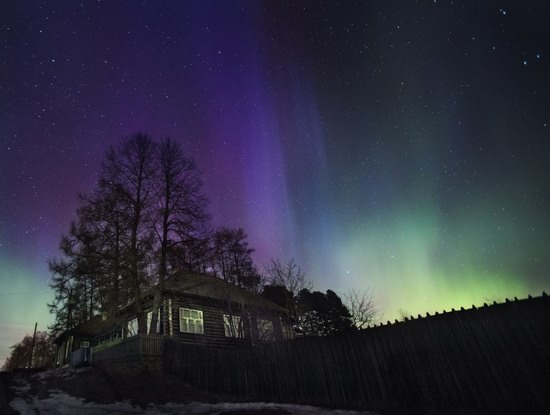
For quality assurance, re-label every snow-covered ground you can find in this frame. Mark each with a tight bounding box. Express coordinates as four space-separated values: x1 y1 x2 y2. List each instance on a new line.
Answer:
9 373 374 415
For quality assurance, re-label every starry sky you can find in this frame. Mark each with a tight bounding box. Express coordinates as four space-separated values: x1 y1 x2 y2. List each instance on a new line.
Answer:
1 1 549 366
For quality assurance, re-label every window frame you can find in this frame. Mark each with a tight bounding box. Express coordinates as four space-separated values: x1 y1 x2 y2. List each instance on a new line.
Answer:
223 314 244 338
179 307 204 335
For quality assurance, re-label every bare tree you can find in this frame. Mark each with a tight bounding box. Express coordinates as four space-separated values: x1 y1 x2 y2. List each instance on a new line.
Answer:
96 133 157 333
263 258 312 320
149 137 211 334
264 258 312 297
48 134 212 338
343 288 379 329
211 227 260 291
48 134 214 336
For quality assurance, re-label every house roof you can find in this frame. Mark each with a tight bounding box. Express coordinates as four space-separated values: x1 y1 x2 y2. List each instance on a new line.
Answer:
161 271 287 313
53 314 117 344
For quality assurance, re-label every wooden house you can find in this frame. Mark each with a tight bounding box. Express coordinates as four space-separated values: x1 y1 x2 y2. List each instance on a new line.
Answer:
54 271 293 366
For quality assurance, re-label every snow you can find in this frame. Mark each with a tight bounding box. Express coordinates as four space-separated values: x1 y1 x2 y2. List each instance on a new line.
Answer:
33 366 87 381
9 375 374 415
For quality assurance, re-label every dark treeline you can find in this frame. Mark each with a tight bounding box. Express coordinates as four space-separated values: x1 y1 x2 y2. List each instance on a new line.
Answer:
2 331 54 371
47 133 377 340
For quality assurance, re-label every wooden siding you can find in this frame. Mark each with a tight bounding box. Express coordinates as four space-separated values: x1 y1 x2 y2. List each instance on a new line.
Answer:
169 294 244 347
165 292 286 347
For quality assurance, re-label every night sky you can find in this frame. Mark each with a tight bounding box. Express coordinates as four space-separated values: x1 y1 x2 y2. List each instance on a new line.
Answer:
1 1 549 365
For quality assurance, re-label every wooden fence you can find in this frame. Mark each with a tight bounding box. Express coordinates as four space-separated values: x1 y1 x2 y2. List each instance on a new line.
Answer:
163 293 550 413
92 335 164 363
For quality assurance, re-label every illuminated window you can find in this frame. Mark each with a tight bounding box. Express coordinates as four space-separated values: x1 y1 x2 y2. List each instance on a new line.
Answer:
127 318 138 337
146 309 160 334
179 308 204 334
223 314 244 338
257 319 274 341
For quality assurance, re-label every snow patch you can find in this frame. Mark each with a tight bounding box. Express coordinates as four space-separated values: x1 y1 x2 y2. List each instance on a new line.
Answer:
8 368 374 414
10 388 373 414
9 397 38 415
31 366 88 381
11 375 31 394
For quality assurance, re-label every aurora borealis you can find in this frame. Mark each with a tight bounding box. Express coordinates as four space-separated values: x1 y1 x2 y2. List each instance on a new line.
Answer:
1 1 549 365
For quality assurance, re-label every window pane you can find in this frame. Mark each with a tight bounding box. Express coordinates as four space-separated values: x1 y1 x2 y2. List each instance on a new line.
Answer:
146 311 152 334
155 309 160 334
180 318 188 332
224 314 243 338
127 318 138 337
180 308 204 334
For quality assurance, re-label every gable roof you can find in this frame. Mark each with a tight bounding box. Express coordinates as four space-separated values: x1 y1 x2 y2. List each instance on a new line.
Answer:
162 271 287 313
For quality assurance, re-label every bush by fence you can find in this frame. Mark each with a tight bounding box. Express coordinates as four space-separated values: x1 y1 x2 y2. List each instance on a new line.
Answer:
163 293 550 413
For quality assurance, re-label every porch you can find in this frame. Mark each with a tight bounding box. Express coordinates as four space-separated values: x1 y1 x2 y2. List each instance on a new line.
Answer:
69 335 165 367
